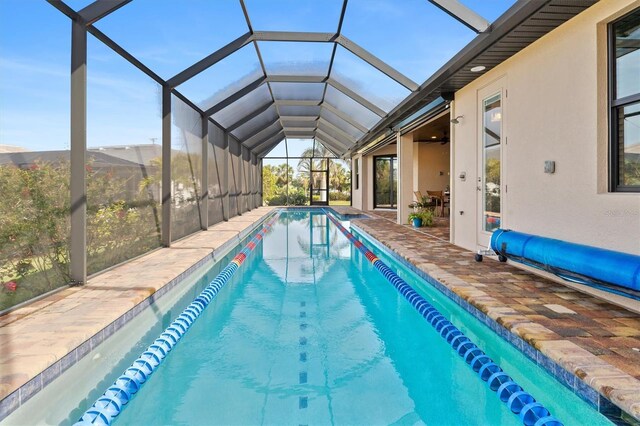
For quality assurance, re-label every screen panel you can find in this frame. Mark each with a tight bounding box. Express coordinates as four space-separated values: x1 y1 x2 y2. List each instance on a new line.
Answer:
341 0 475 83
171 95 203 240
244 0 344 32
320 108 365 139
95 0 249 79
86 34 163 274
208 121 226 226
0 2 72 310
330 45 410 113
177 44 262 112
278 105 322 116
271 82 325 100
324 85 380 128
259 41 333 76
211 84 272 128
231 105 279 141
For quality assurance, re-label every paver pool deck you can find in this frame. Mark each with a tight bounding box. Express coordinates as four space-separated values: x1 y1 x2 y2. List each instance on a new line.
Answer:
0 207 275 420
0 206 639 423
355 210 640 423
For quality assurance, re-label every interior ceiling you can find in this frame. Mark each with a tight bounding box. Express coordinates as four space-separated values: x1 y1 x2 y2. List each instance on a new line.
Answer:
412 113 451 143
55 0 598 159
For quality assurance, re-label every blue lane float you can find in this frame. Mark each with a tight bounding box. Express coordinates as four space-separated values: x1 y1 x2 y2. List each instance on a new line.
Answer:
324 210 562 426
491 229 640 299
74 212 280 426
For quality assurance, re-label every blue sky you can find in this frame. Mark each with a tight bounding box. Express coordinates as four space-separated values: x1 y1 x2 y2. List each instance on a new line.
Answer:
0 0 516 152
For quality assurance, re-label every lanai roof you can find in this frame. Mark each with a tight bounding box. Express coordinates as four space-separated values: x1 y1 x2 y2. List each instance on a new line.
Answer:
49 0 596 158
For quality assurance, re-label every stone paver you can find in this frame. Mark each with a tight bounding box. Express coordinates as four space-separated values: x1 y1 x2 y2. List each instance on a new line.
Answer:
367 209 451 241
2 205 637 422
0 207 274 417
352 216 640 421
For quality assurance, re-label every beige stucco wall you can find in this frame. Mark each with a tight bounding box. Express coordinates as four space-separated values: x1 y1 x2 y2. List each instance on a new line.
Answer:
413 142 450 195
452 0 640 254
351 153 364 210
398 133 414 224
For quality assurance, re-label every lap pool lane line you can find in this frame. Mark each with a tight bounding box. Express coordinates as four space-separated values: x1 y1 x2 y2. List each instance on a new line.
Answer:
323 210 562 426
73 212 281 426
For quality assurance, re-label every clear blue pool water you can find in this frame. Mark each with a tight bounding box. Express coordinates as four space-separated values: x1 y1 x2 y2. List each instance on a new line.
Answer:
82 210 611 425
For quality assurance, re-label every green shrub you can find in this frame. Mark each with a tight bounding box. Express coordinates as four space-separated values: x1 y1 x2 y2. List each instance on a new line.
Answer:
407 209 434 227
419 209 434 227
0 160 162 311
329 190 350 202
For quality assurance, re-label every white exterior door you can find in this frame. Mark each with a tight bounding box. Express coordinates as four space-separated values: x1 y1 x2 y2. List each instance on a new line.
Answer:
477 79 506 249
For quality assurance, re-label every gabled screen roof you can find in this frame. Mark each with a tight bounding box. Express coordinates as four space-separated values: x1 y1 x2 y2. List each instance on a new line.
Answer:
62 0 515 158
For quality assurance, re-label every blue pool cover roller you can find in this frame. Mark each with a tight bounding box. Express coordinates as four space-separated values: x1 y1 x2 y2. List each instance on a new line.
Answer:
73 212 280 426
491 229 640 294
324 210 562 426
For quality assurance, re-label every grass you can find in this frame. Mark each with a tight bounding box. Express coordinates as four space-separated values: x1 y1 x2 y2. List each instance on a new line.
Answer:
0 267 68 311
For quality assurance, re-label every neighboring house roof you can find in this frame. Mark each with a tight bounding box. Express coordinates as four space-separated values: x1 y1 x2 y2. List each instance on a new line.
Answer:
627 143 640 155
90 144 162 166
0 150 148 168
0 144 30 154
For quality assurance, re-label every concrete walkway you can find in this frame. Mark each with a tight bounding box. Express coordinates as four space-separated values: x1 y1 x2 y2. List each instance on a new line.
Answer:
352 214 640 422
0 207 275 420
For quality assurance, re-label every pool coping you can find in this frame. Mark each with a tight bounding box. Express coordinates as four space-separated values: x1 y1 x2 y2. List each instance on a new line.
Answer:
351 223 640 425
0 208 277 422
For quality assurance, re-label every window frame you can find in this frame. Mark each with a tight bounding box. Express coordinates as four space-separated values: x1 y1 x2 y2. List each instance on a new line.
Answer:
608 8 640 192
354 158 360 190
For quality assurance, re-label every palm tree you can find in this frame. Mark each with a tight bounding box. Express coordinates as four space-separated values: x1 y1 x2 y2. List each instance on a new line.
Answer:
297 144 332 173
295 143 352 203
297 144 328 194
330 161 350 193
274 163 293 187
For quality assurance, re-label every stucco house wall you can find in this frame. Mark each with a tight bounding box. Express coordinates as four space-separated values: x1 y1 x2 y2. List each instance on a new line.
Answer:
452 0 640 254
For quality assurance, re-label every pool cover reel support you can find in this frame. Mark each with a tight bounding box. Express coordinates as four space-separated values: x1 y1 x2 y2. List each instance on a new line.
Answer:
73 212 280 426
324 210 562 426
475 243 507 263
481 228 640 300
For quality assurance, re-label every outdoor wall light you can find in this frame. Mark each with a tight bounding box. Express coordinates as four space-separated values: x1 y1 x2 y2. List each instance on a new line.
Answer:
451 115 464 124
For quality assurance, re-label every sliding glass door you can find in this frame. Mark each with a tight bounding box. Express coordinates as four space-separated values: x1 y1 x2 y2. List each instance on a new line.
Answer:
374 155 397 209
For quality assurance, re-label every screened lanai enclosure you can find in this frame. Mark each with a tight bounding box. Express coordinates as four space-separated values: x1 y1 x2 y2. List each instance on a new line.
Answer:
0 0 508 310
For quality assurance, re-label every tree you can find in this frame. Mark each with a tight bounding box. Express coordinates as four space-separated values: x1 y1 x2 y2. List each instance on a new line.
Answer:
295 144 352 203
274 163 293 187
262 164 277 202
624 156 640 186
0 160 163 310
485 158 501 214
330 161 350 192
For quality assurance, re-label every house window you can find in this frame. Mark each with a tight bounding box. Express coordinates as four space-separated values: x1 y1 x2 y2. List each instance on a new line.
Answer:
354 158 360 190
610 8 640 191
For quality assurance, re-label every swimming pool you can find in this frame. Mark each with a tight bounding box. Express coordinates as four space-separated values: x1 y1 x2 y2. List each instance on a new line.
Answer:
10 209 613 425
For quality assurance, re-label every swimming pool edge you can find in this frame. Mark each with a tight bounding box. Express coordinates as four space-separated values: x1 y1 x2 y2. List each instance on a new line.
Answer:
0 208 278 422
350 223 640 425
